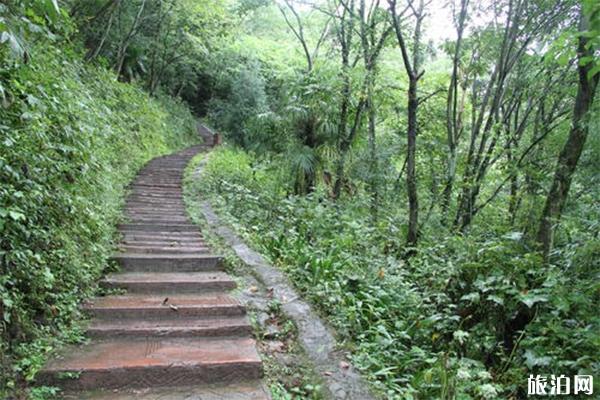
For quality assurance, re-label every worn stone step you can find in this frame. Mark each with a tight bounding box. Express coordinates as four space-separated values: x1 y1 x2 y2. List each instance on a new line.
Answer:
121 239 208 249
124 215 190 222
38 337 262 390
118 246 210 255
112 253 222 272
87 315 251 338
125 217 189 224
122 232 203 239
84 294 245 319
126 198 184 205
101 272 234 293
118 223 198 232
125 209 186 214
129 189 183 195
121 234 204 243
128 190 183 195
125 218 191 225
125 213 188 218
130 181 182 186
128 194 183 199
61 380 269 400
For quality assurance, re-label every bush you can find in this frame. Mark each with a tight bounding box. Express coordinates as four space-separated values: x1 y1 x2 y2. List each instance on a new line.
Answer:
0 42 198 394
196 146 600 399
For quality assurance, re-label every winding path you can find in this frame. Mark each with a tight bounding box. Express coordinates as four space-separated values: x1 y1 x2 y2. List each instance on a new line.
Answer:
39 139 268 399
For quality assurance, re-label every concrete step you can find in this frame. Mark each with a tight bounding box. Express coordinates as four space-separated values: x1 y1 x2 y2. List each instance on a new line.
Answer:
38 337 262 390
87 315 252 338
61 381 270 400
112 253 222 272
102 272 235 293
84 294 245 319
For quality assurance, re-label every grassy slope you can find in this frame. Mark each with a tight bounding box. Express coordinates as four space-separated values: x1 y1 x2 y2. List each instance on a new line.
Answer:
0 42 199 396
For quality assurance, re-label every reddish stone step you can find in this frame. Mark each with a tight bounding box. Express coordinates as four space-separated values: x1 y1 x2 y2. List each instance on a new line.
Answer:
102 272 236 293
121 238 205 246
38 338 262 390
118 223 199 232
118 246 210 255
84 294 245 319
122 238 205 245
112 253 222 272
61 381 270 399
87 315 252 338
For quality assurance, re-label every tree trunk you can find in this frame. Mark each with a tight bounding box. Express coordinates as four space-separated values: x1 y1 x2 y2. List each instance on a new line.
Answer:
406 77 419 248
536 13 599 259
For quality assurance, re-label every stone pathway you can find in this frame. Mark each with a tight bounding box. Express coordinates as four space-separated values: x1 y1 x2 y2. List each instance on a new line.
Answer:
38 144 268 399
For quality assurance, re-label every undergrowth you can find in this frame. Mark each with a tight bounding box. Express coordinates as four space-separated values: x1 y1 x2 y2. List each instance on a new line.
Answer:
0 42 198 397
194 146 600 399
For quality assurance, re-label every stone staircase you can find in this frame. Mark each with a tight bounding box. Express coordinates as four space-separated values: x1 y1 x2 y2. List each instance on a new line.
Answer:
38 145 267 399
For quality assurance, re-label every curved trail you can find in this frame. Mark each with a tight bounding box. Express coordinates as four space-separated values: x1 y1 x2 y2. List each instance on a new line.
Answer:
39 143 268 399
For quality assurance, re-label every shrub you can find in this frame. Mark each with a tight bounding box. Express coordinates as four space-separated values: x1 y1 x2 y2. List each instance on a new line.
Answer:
0 42 198 394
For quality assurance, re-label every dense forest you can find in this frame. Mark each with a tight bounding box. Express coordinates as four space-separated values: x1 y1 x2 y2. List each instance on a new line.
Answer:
1 0 599 399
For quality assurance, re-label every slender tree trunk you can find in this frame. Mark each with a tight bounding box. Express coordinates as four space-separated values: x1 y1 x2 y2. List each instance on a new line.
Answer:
366 73 378 218
536 13 599 259
86 0 119 62
406 77 419 247
114 0 146 78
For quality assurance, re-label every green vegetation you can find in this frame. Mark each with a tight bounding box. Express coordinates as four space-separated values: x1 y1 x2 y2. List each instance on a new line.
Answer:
0 1 200 396
191 0 600 398
1 0 599 398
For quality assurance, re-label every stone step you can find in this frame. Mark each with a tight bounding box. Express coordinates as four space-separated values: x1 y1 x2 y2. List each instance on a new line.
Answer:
128 195 183 199
121 239 208 249
122 232 203 239
87 315 252 338
128 189 183 194
38 337 262 390
126 198 184 204
125 216 189 224
129 182 182 186
101 272 234 293
84 294 245 319
112 253 222 272
121 234 204 243
125 208 187 213
124 216 190 222
61 381 269 400
125 218 191 225
118 223 199 232
118 246 210 255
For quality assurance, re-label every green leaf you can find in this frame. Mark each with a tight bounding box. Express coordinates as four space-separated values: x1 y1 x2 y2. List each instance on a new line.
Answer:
8 210 25 221
520 293 548 308
587 64 600 81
